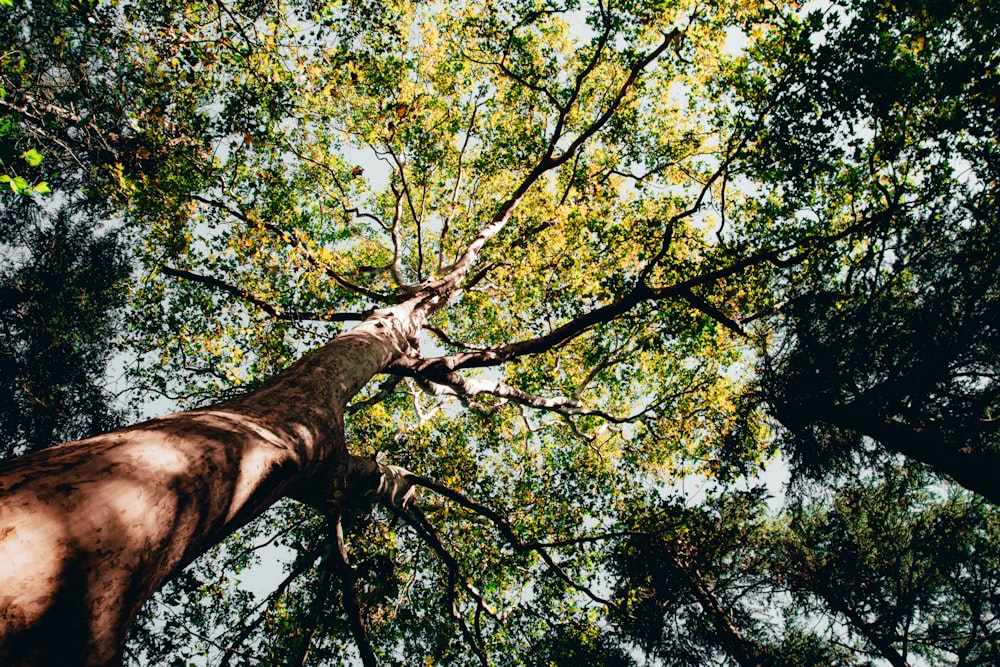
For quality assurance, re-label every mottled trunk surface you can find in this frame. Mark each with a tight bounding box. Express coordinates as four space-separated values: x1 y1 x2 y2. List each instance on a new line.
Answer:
0 312 414 666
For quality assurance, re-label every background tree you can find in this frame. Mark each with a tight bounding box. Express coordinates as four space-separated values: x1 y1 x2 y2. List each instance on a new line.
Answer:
610 465 1000 667
0 0 205 455
773 464 1000 667
0 211 129 457
722 0 1000 498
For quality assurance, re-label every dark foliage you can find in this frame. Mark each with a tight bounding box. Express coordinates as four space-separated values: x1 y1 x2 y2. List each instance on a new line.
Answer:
0 212 130 457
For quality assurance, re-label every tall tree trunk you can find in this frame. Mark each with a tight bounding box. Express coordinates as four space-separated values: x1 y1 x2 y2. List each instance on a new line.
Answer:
813 403 1000 506
0 307 420 666
677 560 762 667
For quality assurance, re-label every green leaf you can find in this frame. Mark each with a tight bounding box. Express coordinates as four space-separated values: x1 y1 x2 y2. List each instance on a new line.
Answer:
33 181 51 195
0 0 13 8
22 149 43 167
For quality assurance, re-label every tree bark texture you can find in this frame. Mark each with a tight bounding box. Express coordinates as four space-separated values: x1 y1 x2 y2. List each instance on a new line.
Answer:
0 309 418 666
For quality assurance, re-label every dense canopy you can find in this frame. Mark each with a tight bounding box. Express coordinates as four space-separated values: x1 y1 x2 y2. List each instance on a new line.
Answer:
1 0 998 665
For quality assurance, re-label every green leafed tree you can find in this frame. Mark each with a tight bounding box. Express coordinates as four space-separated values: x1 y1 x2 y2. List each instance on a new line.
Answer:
610 466 1000 667
0 212 130 458
772 465 1000 667
0 0 139 457
0 0 997 665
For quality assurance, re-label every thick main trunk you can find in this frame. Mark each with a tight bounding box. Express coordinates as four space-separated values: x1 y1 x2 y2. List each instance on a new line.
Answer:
0 311 416 666
812 403 1000 506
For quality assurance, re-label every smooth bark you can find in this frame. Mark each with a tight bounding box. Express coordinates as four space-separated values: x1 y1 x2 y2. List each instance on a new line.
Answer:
0 308 418 666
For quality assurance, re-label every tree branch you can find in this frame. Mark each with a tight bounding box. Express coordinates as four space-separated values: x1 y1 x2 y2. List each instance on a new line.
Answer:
330 513 378 667
418 370 654 424
397 472 620 611
409 25 681 322
160 265 279 317
346 375 405 414
387 504 490 666
677 287 747 337
399 206 895 376
187 194 391 303
160 265 363 323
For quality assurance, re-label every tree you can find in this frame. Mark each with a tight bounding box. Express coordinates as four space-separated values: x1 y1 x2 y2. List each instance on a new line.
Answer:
0 211 129 458
612 489 788 667
0 0 197 457
728 0 1000 498
610 465 1000 667
0 0 771 662
773 464 1000 667
0 0 997 665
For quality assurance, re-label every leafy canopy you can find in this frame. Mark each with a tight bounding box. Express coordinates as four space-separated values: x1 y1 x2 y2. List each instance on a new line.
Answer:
2 0 999 664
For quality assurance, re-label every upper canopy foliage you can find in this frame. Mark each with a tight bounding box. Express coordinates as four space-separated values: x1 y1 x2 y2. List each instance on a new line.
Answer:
2 0 998 664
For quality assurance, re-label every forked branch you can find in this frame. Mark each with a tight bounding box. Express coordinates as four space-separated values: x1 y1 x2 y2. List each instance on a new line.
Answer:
399 205 897 376
356 459 620 612
416 370 657 424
